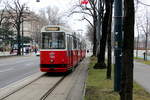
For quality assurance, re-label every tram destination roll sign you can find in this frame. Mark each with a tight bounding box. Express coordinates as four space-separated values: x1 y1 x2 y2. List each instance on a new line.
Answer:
45 27 60 31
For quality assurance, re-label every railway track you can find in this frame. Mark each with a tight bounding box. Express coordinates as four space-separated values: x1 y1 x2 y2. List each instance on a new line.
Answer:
0 73 66 100
40 76 65 100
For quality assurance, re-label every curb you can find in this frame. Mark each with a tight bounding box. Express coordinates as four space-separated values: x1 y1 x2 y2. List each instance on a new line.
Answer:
0 72 45 99
0 55 17 58
82 82 87 100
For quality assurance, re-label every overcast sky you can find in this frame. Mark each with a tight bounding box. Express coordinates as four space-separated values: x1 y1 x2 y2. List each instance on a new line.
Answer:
25 0 150 36
1 0 150 36
25 0 88 34
0 0 88 34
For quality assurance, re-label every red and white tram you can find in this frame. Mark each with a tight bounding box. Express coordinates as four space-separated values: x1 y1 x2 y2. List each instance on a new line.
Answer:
40 25 86 72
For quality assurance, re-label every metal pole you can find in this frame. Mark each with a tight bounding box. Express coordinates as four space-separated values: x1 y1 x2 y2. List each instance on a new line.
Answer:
114 0 123 92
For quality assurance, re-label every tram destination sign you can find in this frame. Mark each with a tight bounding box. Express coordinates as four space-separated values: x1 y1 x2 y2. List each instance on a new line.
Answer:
45 27 60 31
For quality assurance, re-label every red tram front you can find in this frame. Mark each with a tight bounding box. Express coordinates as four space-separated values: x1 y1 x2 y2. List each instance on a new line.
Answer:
40 25 86 72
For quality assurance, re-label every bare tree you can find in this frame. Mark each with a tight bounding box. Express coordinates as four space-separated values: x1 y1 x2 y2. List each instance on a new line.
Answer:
69 0 98 56
94 0 113 69
142 12 150 60
31 9 48 46
135 20 140 58
141 12 150 60
0 8 7 26
46 6 65 25
86 24 94 43
6 0 29 55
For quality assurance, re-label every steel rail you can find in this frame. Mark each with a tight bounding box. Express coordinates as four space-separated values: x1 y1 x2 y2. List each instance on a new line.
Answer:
0 73 45 100
40 76 66 100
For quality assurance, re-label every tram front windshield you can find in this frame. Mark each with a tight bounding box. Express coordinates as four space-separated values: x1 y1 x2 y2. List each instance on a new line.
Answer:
42 32 65 49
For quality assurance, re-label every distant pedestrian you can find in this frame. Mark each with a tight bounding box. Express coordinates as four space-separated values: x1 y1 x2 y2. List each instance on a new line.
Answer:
26 48 29 54
10 49 13 54
87 50 89 53
34 48 37 53
143 52 146 60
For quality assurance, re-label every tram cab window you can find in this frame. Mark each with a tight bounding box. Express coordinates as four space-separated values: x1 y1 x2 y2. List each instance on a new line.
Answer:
42 32 65 49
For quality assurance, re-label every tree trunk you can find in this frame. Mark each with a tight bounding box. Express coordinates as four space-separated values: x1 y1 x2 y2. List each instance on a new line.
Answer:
17 25 21 55
94 0 110 69
120 0 134 100
107 0 113 79
92 9 97 56
92 18 97 56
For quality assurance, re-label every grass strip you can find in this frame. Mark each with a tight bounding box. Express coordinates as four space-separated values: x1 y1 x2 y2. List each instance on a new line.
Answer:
134 57 150 65
85 57 150 100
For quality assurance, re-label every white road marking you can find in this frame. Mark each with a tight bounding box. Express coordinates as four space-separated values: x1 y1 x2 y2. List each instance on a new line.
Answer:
25 63 34 66
0 68 14 73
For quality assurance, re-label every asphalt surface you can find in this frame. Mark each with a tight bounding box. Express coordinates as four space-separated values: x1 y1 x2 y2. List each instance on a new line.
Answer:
0 55 40 88
45 54 91 100
134 62 150 93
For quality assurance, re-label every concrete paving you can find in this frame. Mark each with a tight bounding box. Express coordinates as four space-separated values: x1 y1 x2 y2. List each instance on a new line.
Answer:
134 61 150 93
45 58 89 100
3 75 62 100
0 72 45 100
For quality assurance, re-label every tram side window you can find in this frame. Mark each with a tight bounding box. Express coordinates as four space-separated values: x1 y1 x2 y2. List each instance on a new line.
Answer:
69 36 73 50
73 38 77 49
67 36 69 50
67 36 73 50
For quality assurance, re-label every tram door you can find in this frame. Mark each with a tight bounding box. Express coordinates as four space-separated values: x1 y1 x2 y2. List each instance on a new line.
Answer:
67 35 73 68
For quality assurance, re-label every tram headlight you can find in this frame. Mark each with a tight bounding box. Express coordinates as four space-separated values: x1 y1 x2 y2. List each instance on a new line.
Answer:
50 59 54 63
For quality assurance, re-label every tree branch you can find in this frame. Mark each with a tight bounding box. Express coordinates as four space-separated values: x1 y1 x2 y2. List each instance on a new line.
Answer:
137 0 150 7
82 17 94 28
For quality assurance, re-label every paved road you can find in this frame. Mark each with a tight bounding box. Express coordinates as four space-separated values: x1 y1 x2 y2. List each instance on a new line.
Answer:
0 55 40 88
134 62 150 93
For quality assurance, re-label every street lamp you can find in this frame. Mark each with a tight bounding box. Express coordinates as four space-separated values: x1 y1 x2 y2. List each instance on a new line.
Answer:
36 0 40 2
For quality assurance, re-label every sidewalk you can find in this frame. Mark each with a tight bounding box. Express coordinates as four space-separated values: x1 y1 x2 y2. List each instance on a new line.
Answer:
134 61 150 93
0 52 36 57
0 52 17 57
